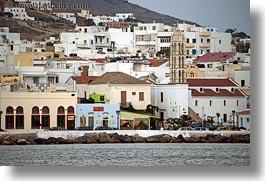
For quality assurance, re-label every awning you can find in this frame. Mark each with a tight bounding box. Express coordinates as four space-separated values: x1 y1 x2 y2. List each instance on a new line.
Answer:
120 111 157 120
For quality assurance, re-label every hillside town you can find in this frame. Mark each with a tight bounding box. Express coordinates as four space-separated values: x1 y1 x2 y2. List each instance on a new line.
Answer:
0 0 251 132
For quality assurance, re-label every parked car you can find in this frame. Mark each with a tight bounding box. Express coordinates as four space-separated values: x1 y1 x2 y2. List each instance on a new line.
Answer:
75 126 93 131
193 127 209 131
177 127 194 131
48 127 66 131
94 126 115 130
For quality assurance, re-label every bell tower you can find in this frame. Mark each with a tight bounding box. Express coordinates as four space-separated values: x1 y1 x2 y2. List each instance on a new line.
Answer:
169 29 187 83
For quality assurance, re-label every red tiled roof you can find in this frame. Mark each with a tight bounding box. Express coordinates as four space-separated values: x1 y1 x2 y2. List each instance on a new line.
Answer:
90 58 107 63
191 89 245 97
72 76 99 84
187 78 238 87
237 110 250 115
194 52 236 63
148 59 168 67
89 72 150 85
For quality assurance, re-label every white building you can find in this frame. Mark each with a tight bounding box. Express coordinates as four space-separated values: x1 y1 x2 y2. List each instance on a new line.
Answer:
187 78 248 127
151 84 189 120
134 22 165 56
4 7 35 21
0 27 21 73
59 26 111 59
178 24 232 58
55 13 76 24
112 13 136 22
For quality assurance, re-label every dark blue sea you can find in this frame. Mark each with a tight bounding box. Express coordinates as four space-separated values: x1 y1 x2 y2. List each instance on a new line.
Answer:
0 143 250 166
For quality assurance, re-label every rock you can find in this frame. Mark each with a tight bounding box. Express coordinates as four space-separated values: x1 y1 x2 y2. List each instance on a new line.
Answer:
34 138 47 144
2 140 13 145
48 137 59 144
175 134 185 143
86 136 98 143
17 139 29 145
75 136 87 144
119 134 133 143
132 134 146 143
98 132 109 143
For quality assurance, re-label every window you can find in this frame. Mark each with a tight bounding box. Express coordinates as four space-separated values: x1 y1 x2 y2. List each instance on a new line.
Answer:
231 88 235 93
200 88 203 92
195 100 198 106
207 39 210 43
33 77 39 84
224 100 226 106
187 49 190 55
192 39 196 43
160 92 164 103
192 49 196 55
139 92 144 101
67 106 75 114
31 106 40 129
219 40 221 44
201 49 203 54
152 26 156 30
209 100 212 106
216 88 219 92
5 106 14 129
132 92 136 95
201 39 203 43
186 39 189 43
241 80 245 87
91 40 93 45
15 106 24 129
223 114 227 123
207 64 213 68
57 106 65 128
42 106 50 129
246 118 250 123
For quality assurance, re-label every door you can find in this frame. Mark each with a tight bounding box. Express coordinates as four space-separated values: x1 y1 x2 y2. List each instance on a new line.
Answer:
67 115 75 130
121 91 127 107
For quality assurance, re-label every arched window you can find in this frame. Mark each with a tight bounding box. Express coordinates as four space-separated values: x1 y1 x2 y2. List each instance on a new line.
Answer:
5 106 14 129
67 106 74 114
41 106 50 129
15 106 24 129
31 106 40 129
57 106 65 128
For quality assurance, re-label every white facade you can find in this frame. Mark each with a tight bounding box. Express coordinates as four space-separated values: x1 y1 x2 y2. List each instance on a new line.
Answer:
112 13 136 22
178 24 232 57
188 82 247 126
234 69 250 88
59 27 111 58
108 28 134 49
134 22 165 56
4 7 35 21
151 84 189 120
55 13 76 24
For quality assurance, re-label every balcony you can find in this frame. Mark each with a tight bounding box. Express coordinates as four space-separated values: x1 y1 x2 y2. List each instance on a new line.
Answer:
199 32 211 36
199 43 211 48
186 43 195 48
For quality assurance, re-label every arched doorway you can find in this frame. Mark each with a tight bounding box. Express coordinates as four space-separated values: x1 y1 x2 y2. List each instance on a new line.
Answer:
67 106 75 130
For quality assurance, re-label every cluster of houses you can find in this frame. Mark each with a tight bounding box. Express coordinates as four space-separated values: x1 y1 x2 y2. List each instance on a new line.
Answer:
0 2 250 131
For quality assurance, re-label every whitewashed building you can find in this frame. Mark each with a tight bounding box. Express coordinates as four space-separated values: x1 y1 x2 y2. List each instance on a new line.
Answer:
178 24 232 58
55 13 76 24
151 84 189 120
4 7 35 21
187 78 248 127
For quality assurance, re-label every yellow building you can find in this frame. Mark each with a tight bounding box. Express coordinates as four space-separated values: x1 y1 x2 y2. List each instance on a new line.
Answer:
14 52 55 66
186 66 198 78
0 92 77 131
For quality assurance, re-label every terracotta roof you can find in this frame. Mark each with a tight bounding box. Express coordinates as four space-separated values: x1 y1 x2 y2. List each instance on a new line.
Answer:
187 78 238 87
194 52 236 63
237 110 250 115
90 58 107 63
148 59 168 67
72 76 99 84
89 72 150 85
191 89 245 97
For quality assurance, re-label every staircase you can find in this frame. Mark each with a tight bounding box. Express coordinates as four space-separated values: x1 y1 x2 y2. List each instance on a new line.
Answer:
188 107 203 123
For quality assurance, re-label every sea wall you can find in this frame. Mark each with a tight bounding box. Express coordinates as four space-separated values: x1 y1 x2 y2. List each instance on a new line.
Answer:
0 130 250 145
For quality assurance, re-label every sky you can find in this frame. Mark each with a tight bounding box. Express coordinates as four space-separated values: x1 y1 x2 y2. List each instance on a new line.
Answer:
128 0 250 35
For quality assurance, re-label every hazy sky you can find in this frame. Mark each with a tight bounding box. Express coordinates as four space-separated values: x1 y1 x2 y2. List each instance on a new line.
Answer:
128 0 250 34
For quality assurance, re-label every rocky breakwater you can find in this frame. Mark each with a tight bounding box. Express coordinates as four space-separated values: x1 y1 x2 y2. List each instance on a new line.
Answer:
0 132 250 145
